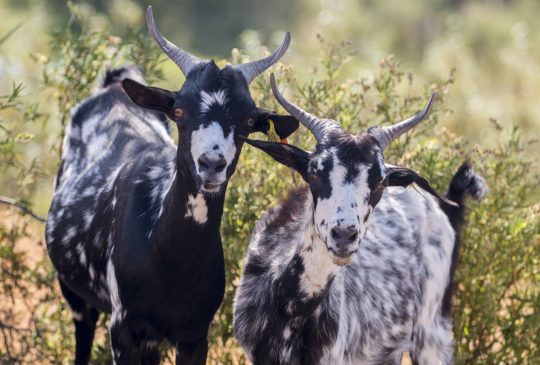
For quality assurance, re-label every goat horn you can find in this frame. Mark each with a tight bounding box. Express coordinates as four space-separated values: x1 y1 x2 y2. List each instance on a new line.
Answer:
236 33 291 84
270 74 340 143
368 93 436 150
146 6 202 76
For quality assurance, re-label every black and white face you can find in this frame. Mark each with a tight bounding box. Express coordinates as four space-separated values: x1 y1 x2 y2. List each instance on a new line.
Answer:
244 132 388 265
246 129 449 266
174 62 256 193
123 62 298 194
306 135 385 264
250 75 444 265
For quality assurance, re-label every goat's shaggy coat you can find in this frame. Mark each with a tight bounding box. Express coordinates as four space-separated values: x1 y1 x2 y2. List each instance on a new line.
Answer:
233 75 487 365
46 63 297 364
45 6 295 363
46 68 228 363
234 165 485 365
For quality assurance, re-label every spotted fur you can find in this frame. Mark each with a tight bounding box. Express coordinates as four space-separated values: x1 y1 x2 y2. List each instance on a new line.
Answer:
46 64 299 365
234 130 486 365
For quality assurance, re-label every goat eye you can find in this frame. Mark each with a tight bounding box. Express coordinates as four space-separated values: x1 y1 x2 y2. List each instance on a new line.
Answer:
174 108 184 118
247 118 255 127
309 174 319 183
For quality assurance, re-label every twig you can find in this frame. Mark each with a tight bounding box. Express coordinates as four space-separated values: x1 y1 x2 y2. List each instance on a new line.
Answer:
0 321 31 333
0 22 23 47
0 196 46 223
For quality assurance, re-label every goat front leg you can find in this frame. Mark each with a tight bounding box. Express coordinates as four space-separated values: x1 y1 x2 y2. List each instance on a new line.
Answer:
176 339 208 365
109 313 140 365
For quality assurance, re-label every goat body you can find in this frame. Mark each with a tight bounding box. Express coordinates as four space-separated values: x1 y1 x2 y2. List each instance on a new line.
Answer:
46 68 225 362
234 74 487 365
234 163 486 365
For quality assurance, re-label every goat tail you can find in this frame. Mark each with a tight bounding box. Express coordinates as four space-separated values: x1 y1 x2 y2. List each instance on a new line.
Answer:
440 161 487 317
442 161 487 235
93 65 146 92
446 162 487 205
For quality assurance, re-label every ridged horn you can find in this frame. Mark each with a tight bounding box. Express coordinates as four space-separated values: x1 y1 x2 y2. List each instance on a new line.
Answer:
368 93 436 150
270 74 340 143
146 6 202 76
236 32 291 84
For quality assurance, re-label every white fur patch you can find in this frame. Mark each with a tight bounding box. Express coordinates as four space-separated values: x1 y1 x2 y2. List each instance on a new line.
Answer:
283 326 291 340
62 226 77 246
107 259 122 312
65 301 84 321
71 310 84 321
190 121 236 183
185 193 208 224
300 225 339 297
89 265 96 281
200 89 228 113
314 154 370 247
75 244 87 266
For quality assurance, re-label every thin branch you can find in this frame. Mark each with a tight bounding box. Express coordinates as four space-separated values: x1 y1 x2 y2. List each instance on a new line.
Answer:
0 22 23 47
0 196 46 223
0 321 31 333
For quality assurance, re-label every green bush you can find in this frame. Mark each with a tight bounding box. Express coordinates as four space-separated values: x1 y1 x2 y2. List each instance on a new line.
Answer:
1 5 538 365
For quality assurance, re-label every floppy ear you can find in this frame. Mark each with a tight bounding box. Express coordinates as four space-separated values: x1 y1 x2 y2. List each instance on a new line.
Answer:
252 107 299 140
383 167 458 207
243 138 310 180
122 78 176 119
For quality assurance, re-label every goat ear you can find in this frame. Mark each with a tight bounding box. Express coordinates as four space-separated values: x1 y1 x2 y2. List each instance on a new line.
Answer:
383 167 458 206
122 78 176 120
243 138 310 180
252 107 300 140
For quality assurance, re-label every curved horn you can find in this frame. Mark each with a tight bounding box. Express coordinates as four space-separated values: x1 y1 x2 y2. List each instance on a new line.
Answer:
236 32 291 84
368 93 436 150
146 6 201 76
270 74 339 143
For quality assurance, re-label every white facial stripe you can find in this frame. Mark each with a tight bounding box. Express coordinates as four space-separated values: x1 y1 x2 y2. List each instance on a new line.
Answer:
200 89 228 113
190 121 236 176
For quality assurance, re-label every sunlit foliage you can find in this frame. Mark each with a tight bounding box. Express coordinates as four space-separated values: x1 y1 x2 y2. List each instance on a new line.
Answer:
0 2 538 364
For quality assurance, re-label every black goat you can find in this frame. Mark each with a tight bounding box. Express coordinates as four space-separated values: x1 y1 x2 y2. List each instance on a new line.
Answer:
45 7 298 365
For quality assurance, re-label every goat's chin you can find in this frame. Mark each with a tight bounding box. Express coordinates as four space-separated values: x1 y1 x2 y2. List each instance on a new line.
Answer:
199 181 226 196
201 185 222 194
331 254 353 266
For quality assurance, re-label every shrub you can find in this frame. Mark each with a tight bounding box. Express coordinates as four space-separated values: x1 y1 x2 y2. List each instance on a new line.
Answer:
0 5 538 365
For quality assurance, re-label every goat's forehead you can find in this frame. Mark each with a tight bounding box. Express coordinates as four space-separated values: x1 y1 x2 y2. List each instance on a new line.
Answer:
310 146 384 195
186 63 250 98
199 89 230 115
331 159 371 187
311 145 375 171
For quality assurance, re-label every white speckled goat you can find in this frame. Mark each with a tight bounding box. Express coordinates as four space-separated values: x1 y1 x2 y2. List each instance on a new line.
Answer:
233 74 487 365
45 7 298 365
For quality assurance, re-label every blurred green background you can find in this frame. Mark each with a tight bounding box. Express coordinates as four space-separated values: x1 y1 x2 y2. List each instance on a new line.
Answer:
2 0 540 145
1 0 539 364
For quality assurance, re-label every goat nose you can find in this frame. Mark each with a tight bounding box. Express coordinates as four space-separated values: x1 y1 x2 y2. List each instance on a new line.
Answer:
330 226 359 247
198 155 227 174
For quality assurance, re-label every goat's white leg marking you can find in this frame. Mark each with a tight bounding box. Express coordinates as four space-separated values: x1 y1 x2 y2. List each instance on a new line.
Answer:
108 258 129 365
